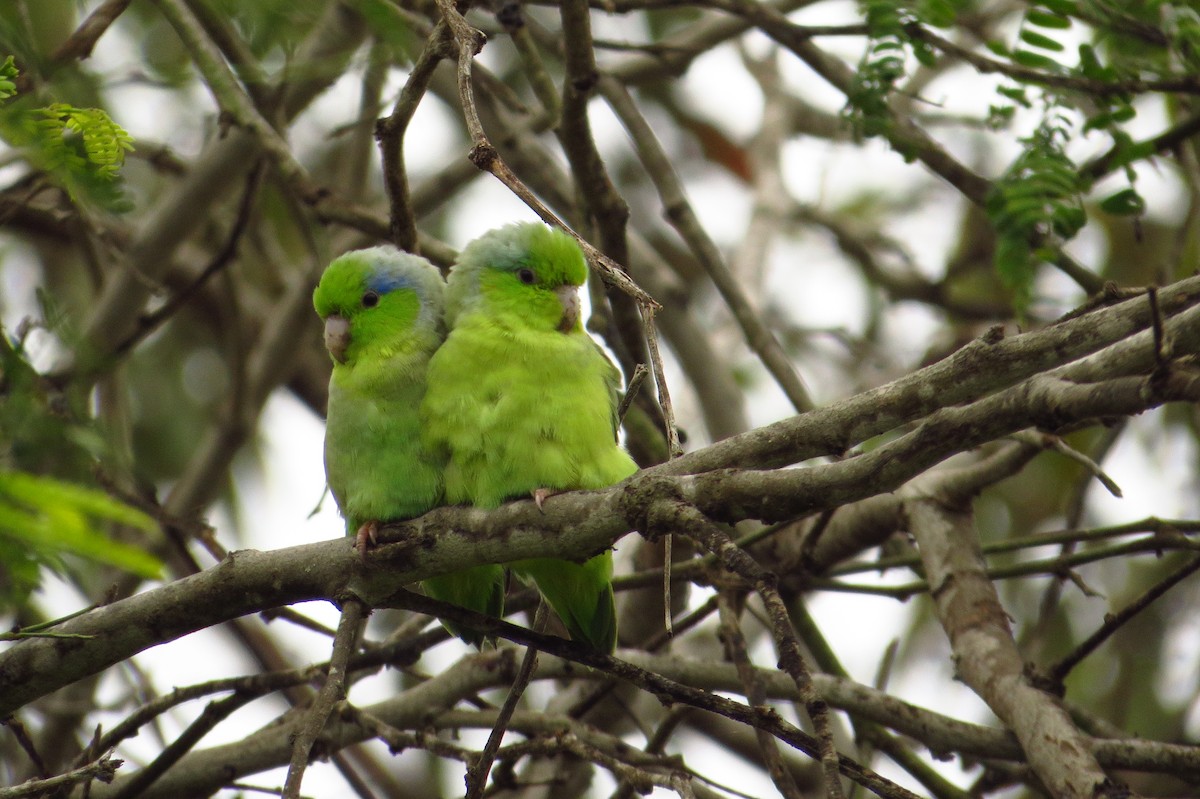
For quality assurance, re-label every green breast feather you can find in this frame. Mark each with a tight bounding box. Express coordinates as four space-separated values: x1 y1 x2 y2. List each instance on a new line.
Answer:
315 246 505 648
423 222 637 652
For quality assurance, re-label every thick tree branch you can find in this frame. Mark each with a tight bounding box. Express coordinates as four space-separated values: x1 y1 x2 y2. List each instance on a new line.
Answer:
659 279 1200 475
6 291 1200 715
906 489 1112 798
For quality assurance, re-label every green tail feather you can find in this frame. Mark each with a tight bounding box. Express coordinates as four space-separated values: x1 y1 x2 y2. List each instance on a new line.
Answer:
422 564 506 648
512 552 617 652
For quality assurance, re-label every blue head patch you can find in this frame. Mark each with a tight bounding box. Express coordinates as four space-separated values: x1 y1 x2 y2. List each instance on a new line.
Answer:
366 268 416 296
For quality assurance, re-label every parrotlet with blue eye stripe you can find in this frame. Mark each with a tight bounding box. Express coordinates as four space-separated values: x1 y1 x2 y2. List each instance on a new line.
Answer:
314 246 506 648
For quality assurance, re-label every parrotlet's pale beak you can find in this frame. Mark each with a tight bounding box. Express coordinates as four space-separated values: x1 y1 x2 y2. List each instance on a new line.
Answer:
555 284 580 333
324 314 351 363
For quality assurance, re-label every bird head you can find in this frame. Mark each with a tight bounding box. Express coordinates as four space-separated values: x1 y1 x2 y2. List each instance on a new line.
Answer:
445 222 588 334
312 247 445 366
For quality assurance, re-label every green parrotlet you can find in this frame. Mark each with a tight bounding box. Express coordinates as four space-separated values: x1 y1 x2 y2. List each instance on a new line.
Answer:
422 222 637 652
314 246 505 647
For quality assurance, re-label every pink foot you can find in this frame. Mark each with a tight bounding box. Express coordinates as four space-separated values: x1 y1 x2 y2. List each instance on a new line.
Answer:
532 488 555 511
355 520 380 558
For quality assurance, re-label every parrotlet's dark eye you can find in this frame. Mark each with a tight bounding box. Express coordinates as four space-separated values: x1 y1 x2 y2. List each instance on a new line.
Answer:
362 291 380 308
517 268 536 285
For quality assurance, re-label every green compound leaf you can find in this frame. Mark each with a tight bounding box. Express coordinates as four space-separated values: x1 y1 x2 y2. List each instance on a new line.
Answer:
917 0 958 28
844 0 913 139
1100 188 1147 216
1027 10 1072 29
0 55 17 102
0 471 163 590
40 103 135 179
986 124 1088 313
1038 0 1078 14
1012 49 1061 70
1020 29 1066 52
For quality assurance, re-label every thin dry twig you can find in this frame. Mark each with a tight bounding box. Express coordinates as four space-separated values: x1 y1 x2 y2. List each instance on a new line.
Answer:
376 21 452 252
1049 554 1200 685
110 160 265 362
383 590 917 799
432 0 657 308
717 592 805 799
49 0 134 63
107 692 255 799
640 307 684 458
465 605 546 797
616 363 650 424
0 755 124 799
647 502 845 799
283 598 366 799
89 667 324 758
1 716 48 778
639 305 684 634
556 0 663 404
1010 431 1123 498
598 74 814 414
352 704 690 795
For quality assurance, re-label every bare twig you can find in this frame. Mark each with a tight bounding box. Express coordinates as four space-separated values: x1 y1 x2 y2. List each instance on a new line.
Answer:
599 75 814 414
640 306 684 458
283 598 366 799
383 590 917 799
376 21 452 252
717 592 805 799
640 305 684 633
0 755 123 799
832 516 1200 576
0 716 48 778
432 0 657 308
652 503 845 798
1049 554 1200 685
110 160 265 362
465 605 546 797
352 703 691 795
556 0 661 403
108 692 255 799
616 363 650 423
1010 431 1123 499
49 0 134 62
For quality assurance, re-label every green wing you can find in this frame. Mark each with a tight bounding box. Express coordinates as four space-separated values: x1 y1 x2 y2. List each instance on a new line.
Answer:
423 222 638 653
511 552 616 652
423 303 634 652
317 248 507 648
423 566 506 648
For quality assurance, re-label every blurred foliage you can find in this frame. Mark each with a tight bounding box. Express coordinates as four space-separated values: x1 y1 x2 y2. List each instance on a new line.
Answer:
986 118 1086 311
204 0 324 57
845 1 1200 309
0 335 161 609
0 470 161 609
0 55 16 100
0 54 134 211
35 102 134 180
846 1 914 140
